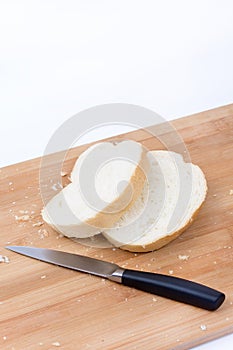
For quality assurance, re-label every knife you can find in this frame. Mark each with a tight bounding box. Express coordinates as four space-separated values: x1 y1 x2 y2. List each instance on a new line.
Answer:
6 246 225 311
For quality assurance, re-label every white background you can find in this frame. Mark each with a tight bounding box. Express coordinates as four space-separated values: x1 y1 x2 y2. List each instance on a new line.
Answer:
0 1 233 348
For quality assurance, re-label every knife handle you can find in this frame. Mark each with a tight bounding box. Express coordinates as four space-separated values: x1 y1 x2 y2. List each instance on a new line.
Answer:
121 269 225 310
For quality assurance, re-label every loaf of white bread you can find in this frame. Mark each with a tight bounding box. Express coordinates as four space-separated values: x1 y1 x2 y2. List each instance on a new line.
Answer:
42 140 207 252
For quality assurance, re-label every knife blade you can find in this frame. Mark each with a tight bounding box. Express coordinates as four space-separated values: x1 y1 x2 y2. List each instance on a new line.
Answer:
6 246 225 311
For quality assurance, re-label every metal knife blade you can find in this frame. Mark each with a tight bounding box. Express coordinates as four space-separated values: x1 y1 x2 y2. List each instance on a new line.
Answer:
6 246 225 311
6 246 123 281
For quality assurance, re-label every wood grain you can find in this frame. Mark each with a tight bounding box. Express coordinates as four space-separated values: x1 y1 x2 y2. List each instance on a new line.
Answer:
0 104 233 350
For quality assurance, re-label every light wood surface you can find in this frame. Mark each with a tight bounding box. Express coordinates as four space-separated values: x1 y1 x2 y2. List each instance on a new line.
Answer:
0 104 233 350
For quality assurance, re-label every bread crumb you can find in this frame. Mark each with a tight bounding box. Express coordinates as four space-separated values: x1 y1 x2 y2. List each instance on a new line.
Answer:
169 270 174 275
52 342 61 347
38 228 49 239
19 210 29 214
229 189 233 195
178 254 190 261
61 171 68 177
41 275 46 279
121 263 128 268
200 324 207 331
0 255 10 263
32 221 43 227
212 194 217 197
15 215 30 222
51 183 62 191
152 297 157 302
3 336 7 340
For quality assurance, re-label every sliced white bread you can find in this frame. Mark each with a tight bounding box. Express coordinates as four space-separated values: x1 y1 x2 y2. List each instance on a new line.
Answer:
42 140 149 238
103 150 207 252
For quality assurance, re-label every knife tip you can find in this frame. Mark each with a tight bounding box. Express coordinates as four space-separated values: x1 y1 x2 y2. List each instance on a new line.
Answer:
5 246 18 251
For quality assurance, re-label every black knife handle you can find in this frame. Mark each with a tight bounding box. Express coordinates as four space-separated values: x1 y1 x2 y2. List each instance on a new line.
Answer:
122 269 225 310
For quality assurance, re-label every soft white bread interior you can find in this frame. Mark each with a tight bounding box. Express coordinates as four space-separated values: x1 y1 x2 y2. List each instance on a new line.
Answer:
102 150 207 252
42 140 148 238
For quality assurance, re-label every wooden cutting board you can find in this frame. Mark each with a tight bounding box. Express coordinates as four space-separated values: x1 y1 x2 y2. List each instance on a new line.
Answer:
0 104 233 350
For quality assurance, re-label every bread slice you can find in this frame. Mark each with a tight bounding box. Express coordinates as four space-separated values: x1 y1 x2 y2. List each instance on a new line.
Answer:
103 150 207 252
42 140 149 238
